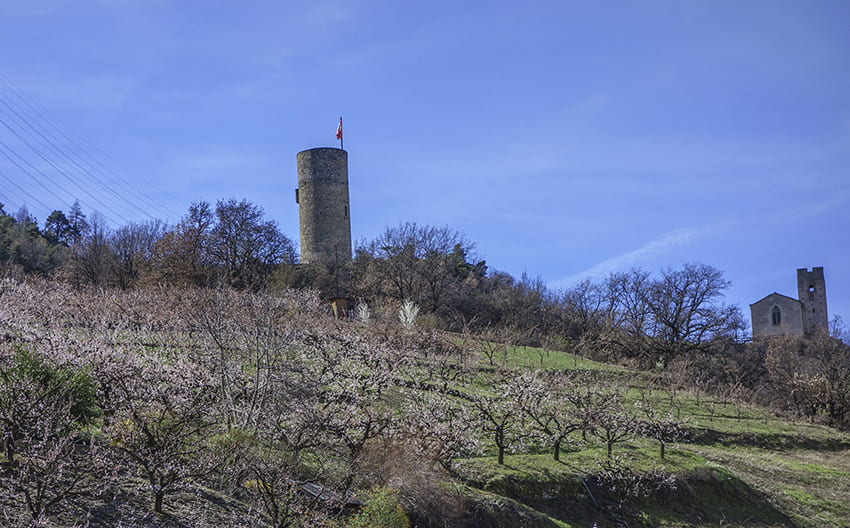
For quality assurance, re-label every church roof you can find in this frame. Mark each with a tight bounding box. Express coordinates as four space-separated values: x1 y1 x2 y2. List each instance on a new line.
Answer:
749 292 800 307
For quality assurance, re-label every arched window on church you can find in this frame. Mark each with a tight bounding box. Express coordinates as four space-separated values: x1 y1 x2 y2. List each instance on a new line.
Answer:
771 306 781 326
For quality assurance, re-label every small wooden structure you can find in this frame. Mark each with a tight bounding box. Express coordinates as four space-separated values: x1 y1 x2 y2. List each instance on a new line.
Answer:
330 297 350 319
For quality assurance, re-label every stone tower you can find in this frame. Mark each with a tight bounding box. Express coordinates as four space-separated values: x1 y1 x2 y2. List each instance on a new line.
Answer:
295 147 352 265
797 267 828 334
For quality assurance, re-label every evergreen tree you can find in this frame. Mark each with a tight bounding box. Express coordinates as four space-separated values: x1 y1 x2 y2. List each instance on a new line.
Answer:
67 200 89 243
45 210 73 246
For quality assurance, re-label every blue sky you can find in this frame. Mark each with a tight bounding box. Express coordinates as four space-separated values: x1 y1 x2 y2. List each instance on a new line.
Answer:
1 0 848 332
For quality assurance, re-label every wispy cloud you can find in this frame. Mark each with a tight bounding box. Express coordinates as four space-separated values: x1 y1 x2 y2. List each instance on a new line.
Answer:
550 226 715 289
796 187 850 218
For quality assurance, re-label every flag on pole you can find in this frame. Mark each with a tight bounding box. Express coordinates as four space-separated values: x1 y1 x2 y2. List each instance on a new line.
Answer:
336 117 343 140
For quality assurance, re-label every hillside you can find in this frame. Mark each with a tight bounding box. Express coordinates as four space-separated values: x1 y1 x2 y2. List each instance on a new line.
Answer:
0 280 848 527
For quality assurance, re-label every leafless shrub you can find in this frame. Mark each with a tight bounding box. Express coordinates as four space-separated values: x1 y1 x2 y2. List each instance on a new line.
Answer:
233 443 329 528
589 455 677 511
474 326 511 367
0 344 97 524
356 437 467 528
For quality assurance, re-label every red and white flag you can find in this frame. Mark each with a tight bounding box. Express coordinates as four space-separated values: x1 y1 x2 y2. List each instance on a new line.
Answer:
336 117 343 140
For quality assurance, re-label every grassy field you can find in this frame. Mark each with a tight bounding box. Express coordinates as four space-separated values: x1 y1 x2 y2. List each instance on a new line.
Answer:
452 343 850 528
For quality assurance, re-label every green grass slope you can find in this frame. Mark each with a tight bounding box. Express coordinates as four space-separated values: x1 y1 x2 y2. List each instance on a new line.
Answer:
454 344 850 528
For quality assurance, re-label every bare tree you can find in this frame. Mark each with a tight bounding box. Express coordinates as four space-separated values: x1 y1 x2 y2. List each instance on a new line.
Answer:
513 370 593 461
474 326 512 367
469 374 527 465
634 401 688 460
101 352 221 514
600 264 744 368
111 219 166 288
209 198 297 289
644 263 745 367
149 200 215 286
68 212 116 287
763 324 850 428
588 390 638 459
355 222 481 314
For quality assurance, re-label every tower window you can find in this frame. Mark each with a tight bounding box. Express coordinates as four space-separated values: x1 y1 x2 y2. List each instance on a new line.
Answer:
771 306 781 326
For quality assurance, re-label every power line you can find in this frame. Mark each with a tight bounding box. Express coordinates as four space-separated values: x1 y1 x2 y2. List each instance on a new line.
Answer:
0 188 18 212
0 185 37 216
0 95 155 220
0 166 54 214
0 139 72 206
54 126 179 220
0 113 131 224
0 74 179 221
0 82 172 220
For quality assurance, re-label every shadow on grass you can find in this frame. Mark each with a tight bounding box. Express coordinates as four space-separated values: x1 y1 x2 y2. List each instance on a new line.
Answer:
687 427 850 451
461 461 796 528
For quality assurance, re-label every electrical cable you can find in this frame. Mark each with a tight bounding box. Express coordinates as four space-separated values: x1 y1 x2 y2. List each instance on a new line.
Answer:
0 95 155 220
0 139 71 205
0 74 179 221
0 114 130 224
0 166 54 214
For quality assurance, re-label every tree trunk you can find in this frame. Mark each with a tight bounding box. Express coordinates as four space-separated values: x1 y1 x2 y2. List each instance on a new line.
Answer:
4 437 15 464
154 491 164 514
496 427 505 465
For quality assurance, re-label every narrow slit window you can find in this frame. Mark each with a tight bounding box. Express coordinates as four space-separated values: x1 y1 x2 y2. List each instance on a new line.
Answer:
771 306 781 326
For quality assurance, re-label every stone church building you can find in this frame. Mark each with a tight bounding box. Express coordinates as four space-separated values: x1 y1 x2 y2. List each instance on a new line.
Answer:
750 267 828 338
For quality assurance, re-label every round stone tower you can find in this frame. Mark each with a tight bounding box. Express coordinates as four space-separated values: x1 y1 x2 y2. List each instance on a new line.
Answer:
296 147 352 265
